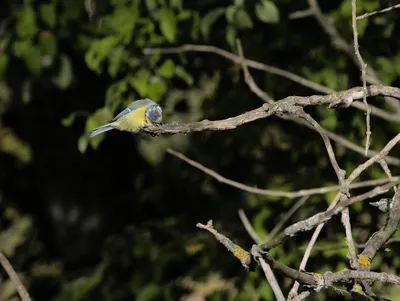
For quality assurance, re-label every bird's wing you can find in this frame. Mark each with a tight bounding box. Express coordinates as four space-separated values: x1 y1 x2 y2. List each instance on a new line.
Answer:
112 99 152 122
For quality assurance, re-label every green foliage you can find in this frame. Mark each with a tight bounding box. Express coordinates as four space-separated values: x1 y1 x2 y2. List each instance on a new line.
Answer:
201 8 225 40
158 8 177 42
55 264 106 301
255 0 280 24
1 0 400 301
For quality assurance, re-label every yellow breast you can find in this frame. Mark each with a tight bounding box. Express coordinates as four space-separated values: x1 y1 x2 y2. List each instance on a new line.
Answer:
113 106 148 133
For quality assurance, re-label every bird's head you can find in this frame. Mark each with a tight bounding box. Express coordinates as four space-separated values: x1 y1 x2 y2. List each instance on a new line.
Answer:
145 100 163 125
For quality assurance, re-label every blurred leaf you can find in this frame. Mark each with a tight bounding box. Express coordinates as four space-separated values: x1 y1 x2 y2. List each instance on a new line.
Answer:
157 59 175 78
0 54 8 76
320 109 338 131
25 46 42 74
78 135 89 153
61 113 77 127
22 79 32 104
55 263 106 301
200 8 225 39
226 26 236 48
148 76 167 101
30 262 63 277
376 56 397 84
159 9 177 42
191 12 200 40
235 8 253 29
40 3 56 28
235 0 244 6
225 5 237 24
0 279 18 301
170 0 183 9
0 128 32 164
15 5 38 39
257 279 273 300
106 7 137 42
145 0 157 11
39 32 57 57
253 208 269 240
85 36 119 73
177 10 192 21
136 283 160 301
325 189 338 204
108 46 126 78
53 55 73 89
0 208 32 256
129 69 151 97
255 0 280 24
175 66 194 86
357 18 368 37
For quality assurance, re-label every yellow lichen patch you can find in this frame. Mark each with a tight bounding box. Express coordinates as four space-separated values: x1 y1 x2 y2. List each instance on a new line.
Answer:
353 284 363 291
233 247 249 260
312 273 322 277
358 254 371 266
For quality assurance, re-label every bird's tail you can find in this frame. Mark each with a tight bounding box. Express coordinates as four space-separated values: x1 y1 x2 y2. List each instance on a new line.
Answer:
89 124 114 138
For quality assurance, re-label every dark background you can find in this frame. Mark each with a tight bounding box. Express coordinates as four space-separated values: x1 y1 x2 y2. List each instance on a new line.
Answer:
0 0 399 300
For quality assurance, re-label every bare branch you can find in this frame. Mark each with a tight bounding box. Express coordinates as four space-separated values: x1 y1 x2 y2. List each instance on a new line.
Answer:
197 222 285 299
325 269 400 286
250 245 318 286
360 189 400 263
236 39 273 103
260 180 399 250
306 0 400 112
143 44 334 95
196 220 253 270
0 252 32 301
143 85 400 136
257 258 285 301
167 148 399 198
346 133 400 184
295 110 346 190
144 44 400 124
341 208 359 269
351 0 371 155
356 3 400 20
235 39 400 167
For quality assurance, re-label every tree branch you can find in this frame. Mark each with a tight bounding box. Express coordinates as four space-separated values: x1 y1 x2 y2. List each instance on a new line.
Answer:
0 252 32 301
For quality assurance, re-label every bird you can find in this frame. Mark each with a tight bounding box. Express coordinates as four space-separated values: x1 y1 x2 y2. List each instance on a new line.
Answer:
88 98 162 138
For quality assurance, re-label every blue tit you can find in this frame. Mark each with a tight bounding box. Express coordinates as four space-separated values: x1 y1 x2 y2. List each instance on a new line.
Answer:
89 98 162 138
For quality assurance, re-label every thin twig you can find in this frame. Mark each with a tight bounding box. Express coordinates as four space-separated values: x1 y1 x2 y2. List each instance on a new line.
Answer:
306 0 400 112
196 220 253 270
238 209 262 244
360 189 400 263
0 252 32 301
351 0 371 155
299 237 400 252
295 110 346 190
288 202 338 299
356 3 400 20
236 39 273 103
288 133 400 297
144 44 334 95
261 181 399 251
346 133 400 184
258 257 286 301
341 208 359 269
167 148 399 198
144 44 400 124
266 196 309 242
